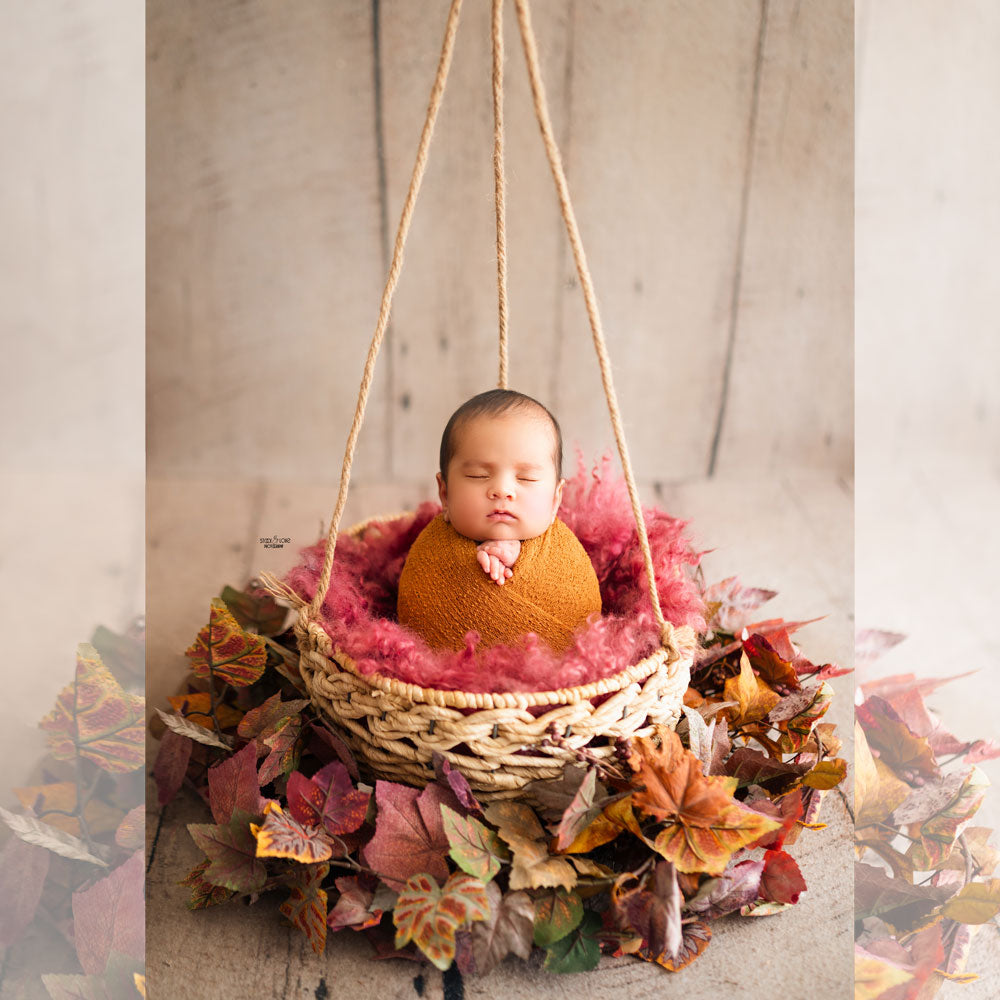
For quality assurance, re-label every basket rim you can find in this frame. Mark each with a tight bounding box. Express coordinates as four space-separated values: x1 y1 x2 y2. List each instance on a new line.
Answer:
284 509 697 711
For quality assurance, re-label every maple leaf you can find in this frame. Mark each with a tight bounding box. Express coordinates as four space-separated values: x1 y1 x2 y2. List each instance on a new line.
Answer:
532 887 583 947
458 881 533 975
393 872 491 970
631 731 780 875
152 729 194 807
220 584 288 636
185 597 267 688
179 859 236 909
759 849 806 905
635 918 712 972
251 801 334 864
258 715 302 785
167 691 243 731
38 644 145 774
541 909 602 974
362 782 452 891
701 576 777 633
237 693 310 769
328 874 394 932
687 858 763 919
279 862 329 954
208 741 266 824
482 801 577 891
188 809 267 894
857 696 939 780
906 767 989 869
440 804 508 882
71 850 145 976
287 761 369 838
723 654 780 727
742 788 804 851
0 835 50 949
560 794 645 854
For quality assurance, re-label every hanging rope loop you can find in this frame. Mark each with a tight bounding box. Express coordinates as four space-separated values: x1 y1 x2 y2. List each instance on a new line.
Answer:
492 0 510 388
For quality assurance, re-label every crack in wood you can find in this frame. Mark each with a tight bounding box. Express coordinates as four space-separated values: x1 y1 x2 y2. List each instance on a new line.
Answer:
146 803 168 875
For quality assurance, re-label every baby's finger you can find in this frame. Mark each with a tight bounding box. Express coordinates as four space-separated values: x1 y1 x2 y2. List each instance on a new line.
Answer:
504 567 513 578
477 550 491 573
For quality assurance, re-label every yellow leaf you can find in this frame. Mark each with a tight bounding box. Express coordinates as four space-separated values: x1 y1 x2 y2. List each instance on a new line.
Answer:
724 654 780 727
13 782 121 837
855 722 908 829
855 954 914 1000
941 880 1000 924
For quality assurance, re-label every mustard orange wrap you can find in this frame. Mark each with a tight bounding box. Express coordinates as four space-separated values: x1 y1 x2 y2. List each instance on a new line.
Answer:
396 514 602 653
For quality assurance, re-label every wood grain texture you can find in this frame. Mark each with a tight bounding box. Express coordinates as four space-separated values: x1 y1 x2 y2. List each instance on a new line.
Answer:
713 0 853 476
147 0 387 482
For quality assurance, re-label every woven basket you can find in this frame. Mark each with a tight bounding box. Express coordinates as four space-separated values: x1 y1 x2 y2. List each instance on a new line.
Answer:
268 513 696 801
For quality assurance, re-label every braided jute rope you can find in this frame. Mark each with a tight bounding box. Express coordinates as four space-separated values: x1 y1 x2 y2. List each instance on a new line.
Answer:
492 0 510 388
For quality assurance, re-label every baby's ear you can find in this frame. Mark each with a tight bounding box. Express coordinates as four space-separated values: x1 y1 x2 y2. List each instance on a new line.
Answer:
552 478 566 517
436 472 448 508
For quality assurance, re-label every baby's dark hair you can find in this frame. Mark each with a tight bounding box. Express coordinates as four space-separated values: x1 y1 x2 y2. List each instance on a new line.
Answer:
439 389 563 481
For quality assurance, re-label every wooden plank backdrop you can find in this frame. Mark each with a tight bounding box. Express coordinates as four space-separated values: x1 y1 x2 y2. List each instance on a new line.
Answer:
147 0 853 493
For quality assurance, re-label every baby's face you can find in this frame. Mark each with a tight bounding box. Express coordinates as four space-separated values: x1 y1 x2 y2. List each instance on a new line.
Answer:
437 410 565 542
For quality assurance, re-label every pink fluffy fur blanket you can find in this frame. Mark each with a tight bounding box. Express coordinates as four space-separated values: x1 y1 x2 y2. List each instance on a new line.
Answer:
282 455 706 694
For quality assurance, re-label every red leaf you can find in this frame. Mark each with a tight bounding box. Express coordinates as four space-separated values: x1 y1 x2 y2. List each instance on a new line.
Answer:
208 741 265 824
309 724 360 781
361 782 451 891
237 693 309 745
185 597 267 687
71 850 145 975
328 874 391 932
279 862 329 954
433 753 483 816
743 788 804 851
760 849 806 905
0 835 50 948
287 761 369 838
153 729 193 807
258 716 302 786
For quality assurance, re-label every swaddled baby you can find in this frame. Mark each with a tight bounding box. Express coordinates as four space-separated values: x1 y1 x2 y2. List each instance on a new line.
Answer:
397 390 602 653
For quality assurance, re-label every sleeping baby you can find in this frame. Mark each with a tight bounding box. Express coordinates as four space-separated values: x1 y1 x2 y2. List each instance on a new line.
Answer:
397 389 602 653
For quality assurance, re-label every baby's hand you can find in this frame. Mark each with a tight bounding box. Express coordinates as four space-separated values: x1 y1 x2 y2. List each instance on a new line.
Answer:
476 539 521 586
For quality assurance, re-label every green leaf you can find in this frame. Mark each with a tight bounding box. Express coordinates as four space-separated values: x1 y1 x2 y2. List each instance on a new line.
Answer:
441 804 508 882
542 909 602 973
532 887 583 947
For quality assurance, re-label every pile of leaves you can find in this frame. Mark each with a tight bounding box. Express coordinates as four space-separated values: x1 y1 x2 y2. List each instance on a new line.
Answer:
0 624 146 999
153 577 849 977
855 631 1000 998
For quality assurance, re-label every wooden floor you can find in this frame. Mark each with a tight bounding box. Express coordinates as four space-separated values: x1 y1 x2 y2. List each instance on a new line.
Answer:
146 469 855 999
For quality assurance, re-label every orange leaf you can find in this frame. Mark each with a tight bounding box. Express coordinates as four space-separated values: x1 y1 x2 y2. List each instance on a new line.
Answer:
167 692 244 730
185 598 267 688
723 654 780 727
561 795 645 854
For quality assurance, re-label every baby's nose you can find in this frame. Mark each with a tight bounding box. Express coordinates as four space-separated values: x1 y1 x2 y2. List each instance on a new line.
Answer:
489 480 515 499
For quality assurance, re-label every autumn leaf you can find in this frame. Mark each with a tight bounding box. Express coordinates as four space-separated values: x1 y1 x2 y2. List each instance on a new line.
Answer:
532 888 583 947
220 584 287 636
687 858 763 919
854 863 951 931
939 879 1000 924
541 909 602 974
185 597 267 688
802 758 847 790
207 741 266 825
854 947 914 1000
906 767 989 869
723 747 811 794
167 692 243 731
773 682 834 753
440 804 508 882
743 633 800 691
857 695 939 780
328 874 394 932
433 753 484 815
460 881 533 975
179 859 236 909
393 872 491 970
723 654 780 727
701 577 777 633
71 850 145 975
156 710 232 751
937 826 999 878
279 862 329 954
115 806 144 851
0 806 109 866
238 692 310 757
287 761 369 838
560 794 644 854
251 801 334 864
759 849 806 905
152 729 194 808
188 809 267 894
611 862 682 962
13 782 120 839
555 769 603 851
524 765 591 823
258 715 302 786
39 644 145 773
482 801 577 891
630 731 780 876
362 782 452 891
854 722 909 829
310 724 360 781
636 918 712 972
